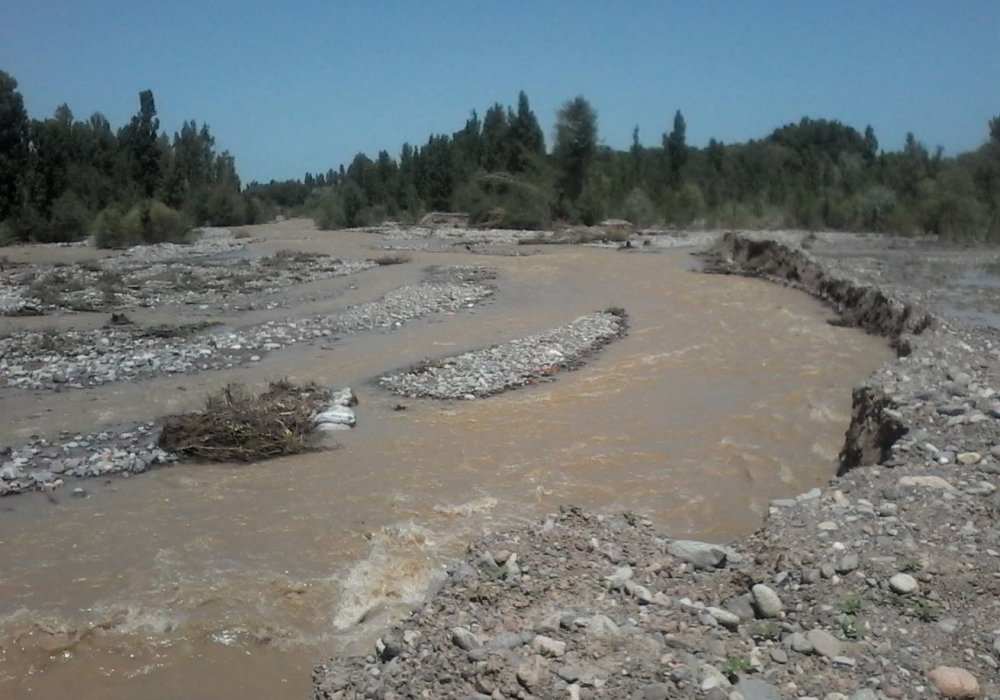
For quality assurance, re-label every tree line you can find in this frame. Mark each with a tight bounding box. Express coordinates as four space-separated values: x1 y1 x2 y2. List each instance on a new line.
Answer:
3 67 998 244
250 93 1000 240
0 70 273 247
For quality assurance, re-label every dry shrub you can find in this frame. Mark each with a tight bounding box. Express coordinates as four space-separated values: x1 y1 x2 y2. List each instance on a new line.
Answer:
159 380 331 462
135 320 217 338
261 250 323 267
372 253 411 266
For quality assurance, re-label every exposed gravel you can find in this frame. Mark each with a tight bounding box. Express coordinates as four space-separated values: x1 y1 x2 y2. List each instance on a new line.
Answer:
313 234 1000 700
1 229 380 316
0 267 496 392
0 424 177 497
377 310 627 399
361 222 549 256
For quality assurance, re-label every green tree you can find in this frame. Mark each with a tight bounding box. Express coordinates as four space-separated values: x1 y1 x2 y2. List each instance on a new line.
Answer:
507 91 545 171
416 135 455 210
480 104 510 172
0 71 31 221
119 90 162 198
553 96 598 210
664 110 688 187
863 125 879 161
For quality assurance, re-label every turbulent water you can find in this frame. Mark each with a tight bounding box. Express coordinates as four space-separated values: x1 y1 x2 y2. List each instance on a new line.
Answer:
0 222 892 699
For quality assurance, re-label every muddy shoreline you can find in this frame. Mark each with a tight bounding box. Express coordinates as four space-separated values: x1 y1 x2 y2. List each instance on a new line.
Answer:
313 233 999 699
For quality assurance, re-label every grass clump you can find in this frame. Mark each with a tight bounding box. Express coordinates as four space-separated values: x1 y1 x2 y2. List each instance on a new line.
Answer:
720 656 751 676
838 594 864 614
159 380 331 462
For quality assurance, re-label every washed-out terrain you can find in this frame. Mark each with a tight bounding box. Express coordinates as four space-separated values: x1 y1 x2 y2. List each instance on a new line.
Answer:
1 220 994 699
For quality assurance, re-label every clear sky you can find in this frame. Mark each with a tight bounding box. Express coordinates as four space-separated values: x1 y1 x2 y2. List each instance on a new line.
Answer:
2 1 998 184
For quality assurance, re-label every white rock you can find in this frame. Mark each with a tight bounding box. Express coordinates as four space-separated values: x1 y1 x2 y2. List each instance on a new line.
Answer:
751 584 784 618
898 475 954 490
889 572 919 594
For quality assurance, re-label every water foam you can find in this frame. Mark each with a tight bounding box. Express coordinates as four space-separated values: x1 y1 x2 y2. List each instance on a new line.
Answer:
332 521 443 630
432 495 498 517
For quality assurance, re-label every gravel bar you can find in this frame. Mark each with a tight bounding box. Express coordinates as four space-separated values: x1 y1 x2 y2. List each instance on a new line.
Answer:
377 310 627 399
1 230 380 316
0 268 496 392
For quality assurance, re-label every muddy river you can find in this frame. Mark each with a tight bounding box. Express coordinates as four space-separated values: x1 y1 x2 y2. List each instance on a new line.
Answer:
0 221 892 699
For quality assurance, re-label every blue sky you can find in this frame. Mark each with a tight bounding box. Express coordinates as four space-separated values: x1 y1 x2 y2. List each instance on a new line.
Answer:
2 1 998 184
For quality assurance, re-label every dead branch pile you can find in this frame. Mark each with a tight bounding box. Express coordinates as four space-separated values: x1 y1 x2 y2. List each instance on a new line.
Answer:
159 380 331 462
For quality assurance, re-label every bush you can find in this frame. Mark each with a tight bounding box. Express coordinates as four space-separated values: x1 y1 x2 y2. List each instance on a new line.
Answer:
455 172 552 230
314 190 345 229
44 191 92 242
204 185 247 226
622 187 659 228
245 196 278 224
821 193 858 231
857 185 897 232
340 181 368 227
576 174 610 226
666 183 707 226
917 168 990 240
93 200 191 248
8 203 48 242
92 204 126 248
313 181 371 229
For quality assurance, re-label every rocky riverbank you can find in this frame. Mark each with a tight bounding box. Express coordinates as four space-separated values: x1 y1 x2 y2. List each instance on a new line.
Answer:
377 310 627 400
313 234 999 700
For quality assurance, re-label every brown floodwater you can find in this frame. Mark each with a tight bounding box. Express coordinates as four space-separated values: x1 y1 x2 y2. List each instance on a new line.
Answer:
0 221 891 699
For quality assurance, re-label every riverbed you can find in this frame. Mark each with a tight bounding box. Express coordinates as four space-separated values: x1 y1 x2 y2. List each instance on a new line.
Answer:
0 220 891 699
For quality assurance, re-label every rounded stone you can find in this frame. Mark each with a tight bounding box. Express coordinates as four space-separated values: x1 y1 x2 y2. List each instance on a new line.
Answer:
927 666 980 698
888 573 919 594
750 583 784 618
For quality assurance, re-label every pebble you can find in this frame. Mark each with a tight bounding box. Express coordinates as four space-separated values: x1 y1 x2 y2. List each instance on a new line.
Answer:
531 634 566 658
789 631 814 654
849 690 878 700
836 553 859 573
707 606 741 630
807 628 843 658
734 679 781 700
641 682 670 700
450 627 482 651
516 656 545 688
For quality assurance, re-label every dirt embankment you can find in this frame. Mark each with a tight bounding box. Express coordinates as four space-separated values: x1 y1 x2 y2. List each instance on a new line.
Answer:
314 233 999 700
700 232 925 475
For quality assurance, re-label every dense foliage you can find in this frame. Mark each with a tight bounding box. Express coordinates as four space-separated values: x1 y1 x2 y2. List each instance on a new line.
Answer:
250 92 999 240
4 68 997 242
0 70 272 246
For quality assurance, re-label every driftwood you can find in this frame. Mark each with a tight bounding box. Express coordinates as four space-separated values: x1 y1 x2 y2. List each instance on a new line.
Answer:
159 380 330 462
